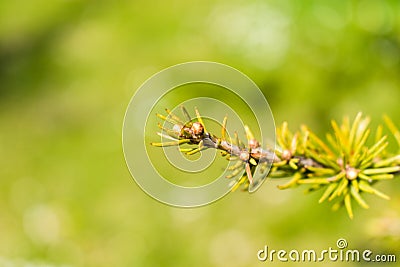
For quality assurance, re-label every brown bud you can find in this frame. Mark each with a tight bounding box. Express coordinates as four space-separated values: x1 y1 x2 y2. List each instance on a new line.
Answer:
345 167 359 180
248 139 260 149
191 122 204 136
281 149 292 160
180 126 193 138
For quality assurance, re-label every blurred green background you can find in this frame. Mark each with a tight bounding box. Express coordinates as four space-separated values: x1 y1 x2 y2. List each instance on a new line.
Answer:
1 0 400 266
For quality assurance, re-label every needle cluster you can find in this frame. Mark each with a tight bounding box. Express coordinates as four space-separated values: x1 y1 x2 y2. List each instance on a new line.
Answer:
151 107 400 218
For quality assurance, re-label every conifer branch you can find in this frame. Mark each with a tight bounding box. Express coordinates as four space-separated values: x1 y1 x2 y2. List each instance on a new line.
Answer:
151 107 400 219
